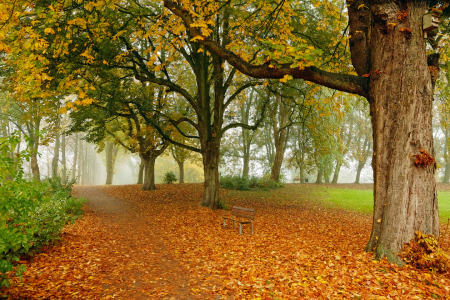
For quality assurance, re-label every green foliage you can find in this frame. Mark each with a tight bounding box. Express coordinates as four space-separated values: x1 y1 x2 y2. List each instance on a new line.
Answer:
219 175 284 191
217 199 229 210
163 171 177 184
0 168 85 288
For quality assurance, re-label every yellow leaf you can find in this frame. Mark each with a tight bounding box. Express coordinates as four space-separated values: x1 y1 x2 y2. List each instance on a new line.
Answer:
44 28 55 35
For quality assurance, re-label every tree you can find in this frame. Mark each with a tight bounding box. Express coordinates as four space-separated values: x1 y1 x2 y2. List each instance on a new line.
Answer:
1 0 445 261
161 0 444 262
105 140 119 185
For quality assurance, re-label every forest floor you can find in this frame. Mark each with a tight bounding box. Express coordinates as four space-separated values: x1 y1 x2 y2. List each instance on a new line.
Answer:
3 184 450 299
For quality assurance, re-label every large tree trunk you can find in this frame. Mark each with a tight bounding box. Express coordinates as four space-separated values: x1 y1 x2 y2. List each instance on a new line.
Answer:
142 157 156 191
200 139 220 209
177 160 185 183
271 145 285 181
137 157 144 184
359 1 439 263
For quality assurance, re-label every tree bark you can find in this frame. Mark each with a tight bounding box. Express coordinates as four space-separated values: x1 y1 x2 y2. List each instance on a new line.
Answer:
270 95 288 182
200 139 220 209
324 170 330 184
29 119 41 182
363 1 439 263
315 168 323 184
355 135 370 184
332 161 341 184
105 141 115 185
142 156 156 191
137 157 144 184
444 163 450 183
177 160 185 183
355 161 364 184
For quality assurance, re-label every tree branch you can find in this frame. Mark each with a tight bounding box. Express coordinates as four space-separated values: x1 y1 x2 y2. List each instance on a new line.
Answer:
164 0 369 98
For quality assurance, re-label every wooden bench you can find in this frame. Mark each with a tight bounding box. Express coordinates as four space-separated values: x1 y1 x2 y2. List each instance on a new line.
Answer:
223 206 255 235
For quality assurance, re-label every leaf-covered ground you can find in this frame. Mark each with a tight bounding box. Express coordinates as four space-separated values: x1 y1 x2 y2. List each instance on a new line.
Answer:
2 184 450 299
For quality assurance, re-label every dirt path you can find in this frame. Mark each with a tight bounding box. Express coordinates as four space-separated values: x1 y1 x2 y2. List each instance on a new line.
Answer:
72 185 208 299
4 185 213 299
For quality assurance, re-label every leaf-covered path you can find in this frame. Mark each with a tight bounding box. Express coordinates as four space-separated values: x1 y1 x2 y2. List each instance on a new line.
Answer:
4 185 210 299
3 184 450 299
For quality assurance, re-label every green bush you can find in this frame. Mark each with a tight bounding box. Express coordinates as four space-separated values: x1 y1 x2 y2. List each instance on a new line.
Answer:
219 174 284 191
163 171 178 184
219 174 250 190
218 199 229 210
0 176 86 288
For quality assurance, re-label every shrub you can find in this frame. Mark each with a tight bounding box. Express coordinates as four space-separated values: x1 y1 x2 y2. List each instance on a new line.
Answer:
219 175 250 190
218 199 229 210
163 171 178 184
219 174 284 191
0 176 86 288
399 231 450 272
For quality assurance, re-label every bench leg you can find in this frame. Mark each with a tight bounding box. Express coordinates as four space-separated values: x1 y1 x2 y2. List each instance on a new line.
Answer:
223 218 225 229
239 223 242 235
251 220 253 235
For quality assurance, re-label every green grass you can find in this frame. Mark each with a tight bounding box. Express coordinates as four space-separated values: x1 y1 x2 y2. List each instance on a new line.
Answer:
313 188 450 222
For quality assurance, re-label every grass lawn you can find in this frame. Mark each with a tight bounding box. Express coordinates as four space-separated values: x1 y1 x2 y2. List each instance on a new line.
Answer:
314 187 450 222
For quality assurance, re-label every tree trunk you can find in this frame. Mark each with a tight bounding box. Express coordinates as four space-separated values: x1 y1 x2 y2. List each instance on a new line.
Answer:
52 127 60 176
137 157 144 184
142 156 156 191
362 1 439 263
71 133 78 181
271 144 285 182
270 95 288 182
355 161 364 184
177 160 185 183
200 140 220 209
29 120 41 182
315 168 323 184
444 163 450 183
105 142 115 185
324 164 330 184
61 133 66 183
332 161 341 184
443 128 450 183
242 150 250 178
